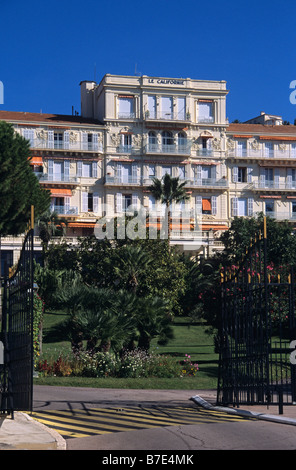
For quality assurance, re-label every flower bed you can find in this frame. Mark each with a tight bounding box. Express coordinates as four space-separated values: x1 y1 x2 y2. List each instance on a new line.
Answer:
36 350 198 379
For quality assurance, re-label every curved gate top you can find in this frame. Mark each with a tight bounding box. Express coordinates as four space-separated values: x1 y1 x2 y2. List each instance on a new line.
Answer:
217 217 296 407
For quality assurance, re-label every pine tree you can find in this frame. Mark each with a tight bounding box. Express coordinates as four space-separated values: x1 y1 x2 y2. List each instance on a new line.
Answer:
0 121 50 235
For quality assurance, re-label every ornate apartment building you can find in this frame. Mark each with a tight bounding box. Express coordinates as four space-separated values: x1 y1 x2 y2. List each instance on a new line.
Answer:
1 74 296 266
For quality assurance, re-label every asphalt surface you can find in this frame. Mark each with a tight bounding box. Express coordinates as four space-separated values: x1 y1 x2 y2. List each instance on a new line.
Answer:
1 386 296 451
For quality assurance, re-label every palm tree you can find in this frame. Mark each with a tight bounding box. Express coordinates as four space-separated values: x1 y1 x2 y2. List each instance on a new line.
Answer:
148 173 189 240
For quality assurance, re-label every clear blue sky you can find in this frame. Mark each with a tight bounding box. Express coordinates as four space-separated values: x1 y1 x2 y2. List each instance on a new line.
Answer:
1 0 296 123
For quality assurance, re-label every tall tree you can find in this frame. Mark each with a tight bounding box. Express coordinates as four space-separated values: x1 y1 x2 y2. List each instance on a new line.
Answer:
148 174 189 239
0 121 50 235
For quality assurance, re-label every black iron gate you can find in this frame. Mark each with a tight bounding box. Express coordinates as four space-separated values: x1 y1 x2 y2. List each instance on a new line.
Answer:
217 217 296 407
0 228 34 414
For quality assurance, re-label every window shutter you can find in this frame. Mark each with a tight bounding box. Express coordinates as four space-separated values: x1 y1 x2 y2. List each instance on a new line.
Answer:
132 163 138 183
132 193 138 208
48 160 53 180
77 161 82 177
82 192 88 212
48 130 54 149
64 131 69 149
82 132 88 150
116 193 122 213
274 168 280 188
247 167 252 183
196 165 202 184
211 166 216 181
287 168 292 188
92 161 98 178
65 197 70 213
232 197 238 216
232 166 238 183
93 133 98 151
248 198 254 216
116 163 122 180
211 196 217 215
195 195 202 215
93 192 99 213
64 160 70 181
259 168 265 188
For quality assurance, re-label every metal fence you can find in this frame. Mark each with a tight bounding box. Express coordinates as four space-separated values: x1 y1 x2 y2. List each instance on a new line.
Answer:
0 229 34 415
217 218 296 408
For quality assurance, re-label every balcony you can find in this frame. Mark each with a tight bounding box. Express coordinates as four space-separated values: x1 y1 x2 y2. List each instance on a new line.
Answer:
197 117 215 124
145 143 191 156
50 205 78 215
105 175 141 186
261 212 296 221
252 181 296 191
228 148 296 160
29 139 103 152
38 173 78 184
145 111 191 122
186 178 229 189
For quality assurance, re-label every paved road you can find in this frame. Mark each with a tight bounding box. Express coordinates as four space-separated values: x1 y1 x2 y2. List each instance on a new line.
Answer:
32 385 296 451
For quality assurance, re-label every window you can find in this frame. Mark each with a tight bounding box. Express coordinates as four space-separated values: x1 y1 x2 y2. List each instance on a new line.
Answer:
161 96 173 119
178 166 185 180
148 131 157 150
238 167 247 183
77 161 97 178
148 164 155 179
54 132 63 149
118 96 134 119
162 131 174 148
237 141 247 157
198 101 214 123
292 201 296 217
177 97 186 120
162 166 172 177
232 197 253 217
178 132 187 150
48 160 70 182
264 142 274 157
147 95 156 118
121 134 132 152
265 200 274 215
195 196 217 216
82 192 99 213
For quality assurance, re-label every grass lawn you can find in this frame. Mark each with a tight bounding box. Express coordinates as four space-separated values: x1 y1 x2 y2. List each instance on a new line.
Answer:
34 310 219 391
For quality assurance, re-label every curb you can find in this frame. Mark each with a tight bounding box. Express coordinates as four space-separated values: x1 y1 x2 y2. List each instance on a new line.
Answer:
190 395 296 427
22 413 67 450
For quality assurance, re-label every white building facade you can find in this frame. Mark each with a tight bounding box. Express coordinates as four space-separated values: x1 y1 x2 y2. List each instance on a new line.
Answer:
2 74 296 264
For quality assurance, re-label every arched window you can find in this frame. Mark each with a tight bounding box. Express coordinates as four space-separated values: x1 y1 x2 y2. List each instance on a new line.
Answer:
148 131 157 150
178 132 187 150
162 131 174 147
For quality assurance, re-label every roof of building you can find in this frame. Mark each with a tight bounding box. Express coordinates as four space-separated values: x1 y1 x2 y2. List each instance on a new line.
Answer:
0 110 103 126
228 122 296 137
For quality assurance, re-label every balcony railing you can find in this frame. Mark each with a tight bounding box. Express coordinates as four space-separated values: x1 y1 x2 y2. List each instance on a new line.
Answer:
28 139 103 152
228 148 296 159
261 211 296 221
252 181 296 190
50 205 78 215
146 143 191 155
197 116 215 124
118 112 136 119
186 178 229 188
105 175 141 185
38 173 78 183
145 111 190 122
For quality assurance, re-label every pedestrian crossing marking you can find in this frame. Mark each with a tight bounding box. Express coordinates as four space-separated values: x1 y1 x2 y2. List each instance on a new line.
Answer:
31 405 252 439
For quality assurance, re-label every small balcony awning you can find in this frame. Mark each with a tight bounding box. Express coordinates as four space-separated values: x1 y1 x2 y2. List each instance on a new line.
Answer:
49 188 72 197
29 156 43 166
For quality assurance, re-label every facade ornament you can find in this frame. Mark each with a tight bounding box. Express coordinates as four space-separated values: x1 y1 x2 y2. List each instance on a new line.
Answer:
36 129 47 140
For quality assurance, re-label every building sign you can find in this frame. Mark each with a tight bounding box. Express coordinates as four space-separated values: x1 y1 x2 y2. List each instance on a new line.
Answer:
148 78 185 86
